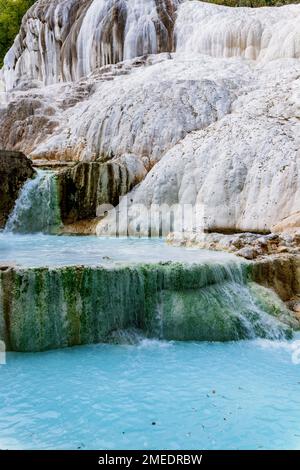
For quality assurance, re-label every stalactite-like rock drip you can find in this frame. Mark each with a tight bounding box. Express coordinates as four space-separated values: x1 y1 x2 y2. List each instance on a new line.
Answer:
64 0 127 82
1 1 300 234
73 0 179 81
3 1 300 90
58 158 146 224
3 0 179 90
154 0 178 53
3 0 92 89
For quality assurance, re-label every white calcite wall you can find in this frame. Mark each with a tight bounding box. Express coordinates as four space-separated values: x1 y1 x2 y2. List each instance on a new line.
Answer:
96 58 300 234
28 53 244 164
2 1 300 90
2 0 179 90
175 2 300 61
1 1 300 233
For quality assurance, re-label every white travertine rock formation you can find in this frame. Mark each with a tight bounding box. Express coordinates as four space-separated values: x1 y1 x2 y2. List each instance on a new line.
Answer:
2 0 180 90
28 53 244 164
96 59 300 234
2 1 300 90
1 1 300 233
0 53 243 165
175 1 300 61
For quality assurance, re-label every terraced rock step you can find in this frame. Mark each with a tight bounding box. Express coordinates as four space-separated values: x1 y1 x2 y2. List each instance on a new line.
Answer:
0 260 298 352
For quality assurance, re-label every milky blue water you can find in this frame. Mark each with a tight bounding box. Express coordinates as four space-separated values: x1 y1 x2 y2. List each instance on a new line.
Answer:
1 337 300 450
1 234 299 449
0 233 237 268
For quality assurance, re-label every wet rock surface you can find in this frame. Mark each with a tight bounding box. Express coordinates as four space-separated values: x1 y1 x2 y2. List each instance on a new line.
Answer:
168 231 300 318
0 150 34 228
57 158 146 224
251 254 300 302
167 231 300 260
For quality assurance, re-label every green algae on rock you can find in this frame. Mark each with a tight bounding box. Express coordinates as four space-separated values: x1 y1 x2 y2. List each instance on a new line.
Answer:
0 261 297 352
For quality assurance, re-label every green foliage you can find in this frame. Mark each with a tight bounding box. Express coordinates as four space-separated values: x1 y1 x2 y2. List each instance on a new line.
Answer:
0 0 36 67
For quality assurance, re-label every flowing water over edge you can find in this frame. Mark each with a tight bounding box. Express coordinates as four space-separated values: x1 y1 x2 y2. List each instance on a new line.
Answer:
4 171 62 234
0 171 297 349
0 236 296 350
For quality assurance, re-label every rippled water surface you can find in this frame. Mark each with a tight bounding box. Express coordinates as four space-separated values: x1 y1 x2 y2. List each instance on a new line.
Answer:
1 337 300 450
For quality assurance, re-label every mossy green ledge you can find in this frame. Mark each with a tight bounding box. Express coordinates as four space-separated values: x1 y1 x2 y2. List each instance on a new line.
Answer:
0 261 298 352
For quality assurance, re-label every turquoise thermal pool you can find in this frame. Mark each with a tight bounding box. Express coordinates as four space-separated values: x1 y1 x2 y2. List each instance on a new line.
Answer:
0 233 238 268
0 336 300 450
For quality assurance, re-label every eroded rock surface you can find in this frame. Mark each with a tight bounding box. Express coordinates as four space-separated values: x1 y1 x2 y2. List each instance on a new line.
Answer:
97 58 300 234
252 254 300 303
167 231 300 259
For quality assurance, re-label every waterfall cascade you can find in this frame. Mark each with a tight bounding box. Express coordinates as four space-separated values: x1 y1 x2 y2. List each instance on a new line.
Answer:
4 171 62 234
0 259 297 352
0 1 299 353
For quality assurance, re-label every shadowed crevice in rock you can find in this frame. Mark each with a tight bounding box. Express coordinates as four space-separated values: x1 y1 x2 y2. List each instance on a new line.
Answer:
57 158 146 224
0 150 35 228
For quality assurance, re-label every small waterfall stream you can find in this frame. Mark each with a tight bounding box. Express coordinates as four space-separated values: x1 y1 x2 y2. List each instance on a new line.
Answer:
4 170 62 234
